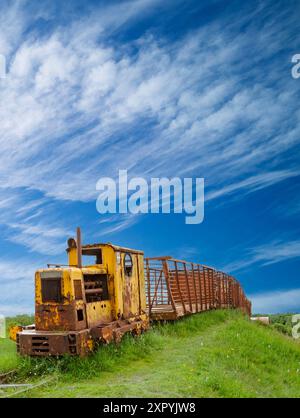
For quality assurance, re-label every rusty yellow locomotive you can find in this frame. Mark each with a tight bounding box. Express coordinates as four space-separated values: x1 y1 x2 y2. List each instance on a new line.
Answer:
15 228 251 356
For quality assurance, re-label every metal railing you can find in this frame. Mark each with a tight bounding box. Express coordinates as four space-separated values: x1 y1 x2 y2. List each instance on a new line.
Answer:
145 257 251 319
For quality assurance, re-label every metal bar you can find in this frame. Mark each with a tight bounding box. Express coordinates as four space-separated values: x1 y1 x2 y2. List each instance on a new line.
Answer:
227 277 229 307
210 270 213 308
146 258 151 316
212 269 216 308
160 270 163 303
149 271 163 311
162 260 176 314
206 268 211 309
136 254 142 315
197 265 203 311
47 264 77 268
183 262 193 312
76 227 82 269
218 272 222 308
223 275 225 308
174 261 187 315
146 256 172 260
85 288 103 294
203 266 207 310
212 270 215 307
191 263 198 313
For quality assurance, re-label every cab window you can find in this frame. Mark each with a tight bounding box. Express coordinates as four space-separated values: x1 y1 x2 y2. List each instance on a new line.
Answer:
82 249 102 266
41 277 62 303
124 253 133 277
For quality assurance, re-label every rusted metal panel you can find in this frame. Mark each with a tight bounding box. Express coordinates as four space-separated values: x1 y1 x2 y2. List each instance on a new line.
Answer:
145 257 251 321
35 301 87 332
18 329 93 356
18 316 149 356
90 318 149 344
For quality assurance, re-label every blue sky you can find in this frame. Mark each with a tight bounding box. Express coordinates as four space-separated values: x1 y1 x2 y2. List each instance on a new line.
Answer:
0 0 300 315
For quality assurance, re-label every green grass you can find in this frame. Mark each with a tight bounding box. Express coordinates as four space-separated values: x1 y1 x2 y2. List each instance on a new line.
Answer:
0 338 19 373
0 315 34 374
1 310 300 397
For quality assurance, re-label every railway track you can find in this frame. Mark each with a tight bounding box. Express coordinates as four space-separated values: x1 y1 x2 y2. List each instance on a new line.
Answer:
0 370 17 384
0 369 55 398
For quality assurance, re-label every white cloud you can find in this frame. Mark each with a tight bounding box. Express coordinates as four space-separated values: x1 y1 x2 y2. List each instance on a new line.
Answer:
0 258 35 283
6 222 72 255
0 258 37 315
223 240 300 273
0 188 72 254
98 214 140 236
0 2 298 202
250 288 300 314
0 0 298 244
0 0 298 314
206 170 300 202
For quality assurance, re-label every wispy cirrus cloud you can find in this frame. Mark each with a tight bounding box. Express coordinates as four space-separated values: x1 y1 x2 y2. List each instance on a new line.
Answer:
206 169 300 202
0 0 299 204
0 0 299 315
6 222 72 255
223 239 300 273
0 188 72 255
0 0 299 254
98 213 140 236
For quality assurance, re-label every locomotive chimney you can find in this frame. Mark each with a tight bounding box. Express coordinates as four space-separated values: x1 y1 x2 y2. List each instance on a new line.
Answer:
76 227 82 268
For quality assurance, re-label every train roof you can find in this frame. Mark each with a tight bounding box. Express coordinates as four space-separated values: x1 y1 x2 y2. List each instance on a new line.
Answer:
82 242 144 255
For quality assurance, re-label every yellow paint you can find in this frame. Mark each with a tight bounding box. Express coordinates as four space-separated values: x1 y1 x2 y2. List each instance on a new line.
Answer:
86 301 112 327
35 269 73 306
9 325 23 342
68 247 78 267
34 242 149 336
86 338 94 352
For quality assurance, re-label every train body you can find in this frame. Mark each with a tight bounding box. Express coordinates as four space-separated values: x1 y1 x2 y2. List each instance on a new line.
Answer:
16 229 251 357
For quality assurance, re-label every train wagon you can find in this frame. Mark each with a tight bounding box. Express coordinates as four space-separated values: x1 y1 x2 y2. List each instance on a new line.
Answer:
13 228 251 357
145 257 251 321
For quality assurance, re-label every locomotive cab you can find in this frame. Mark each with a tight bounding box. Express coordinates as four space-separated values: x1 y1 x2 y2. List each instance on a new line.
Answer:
17 230 149 356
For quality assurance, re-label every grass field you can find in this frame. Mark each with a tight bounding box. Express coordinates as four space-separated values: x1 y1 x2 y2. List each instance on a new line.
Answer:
1 310 300 398
0 315 34 373
0 338 19 373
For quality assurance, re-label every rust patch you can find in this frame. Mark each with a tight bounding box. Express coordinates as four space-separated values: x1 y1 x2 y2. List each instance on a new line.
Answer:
35 301 86 332
18 329 93 356
18 316 149 357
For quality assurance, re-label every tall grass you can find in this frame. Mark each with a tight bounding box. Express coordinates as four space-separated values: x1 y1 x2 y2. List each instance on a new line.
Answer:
3 309 300 397
16 309 237 381
0 315 34 374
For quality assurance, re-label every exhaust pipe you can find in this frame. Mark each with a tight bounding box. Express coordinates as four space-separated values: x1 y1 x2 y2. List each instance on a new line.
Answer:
76 227 82 268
